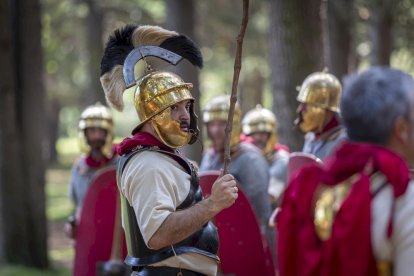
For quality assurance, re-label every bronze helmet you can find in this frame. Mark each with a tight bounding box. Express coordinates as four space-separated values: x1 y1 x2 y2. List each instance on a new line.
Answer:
203 95 241 149
296 69 342 132
78 102 114 158
100 25 202 148
134 71 197 147
242 105 278 158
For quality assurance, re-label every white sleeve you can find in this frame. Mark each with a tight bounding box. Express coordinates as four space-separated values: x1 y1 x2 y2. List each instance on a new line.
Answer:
372 180 414 276
125 166 175 246
392 182 414 276
121 153 189 247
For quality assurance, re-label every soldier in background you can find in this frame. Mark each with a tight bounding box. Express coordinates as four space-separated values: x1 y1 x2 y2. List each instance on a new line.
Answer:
200 95 272 235
64 102 118 239
294 70 347 160
242 105 289 207
277 67 414 276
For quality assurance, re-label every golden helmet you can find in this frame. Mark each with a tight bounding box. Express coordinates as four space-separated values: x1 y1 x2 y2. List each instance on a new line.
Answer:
99 25 203 149
242 105 278 158
132 71 199 148
78 102 114 158
203 95 241 149
296 70 342 112
296 70 342 133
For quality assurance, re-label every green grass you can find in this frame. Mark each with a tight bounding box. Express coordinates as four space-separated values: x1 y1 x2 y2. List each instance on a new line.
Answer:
45 157 75 270
55 137 80 169
0 265 71 276
49 247 75 262
46 168 74 221
56 137 80 156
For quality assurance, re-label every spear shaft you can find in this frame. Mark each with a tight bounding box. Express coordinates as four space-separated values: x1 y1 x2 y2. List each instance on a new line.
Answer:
223 0 249 174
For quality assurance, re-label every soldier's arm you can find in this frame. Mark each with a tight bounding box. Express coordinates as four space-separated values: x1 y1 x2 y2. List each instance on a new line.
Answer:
148 174 237 250
68 157 81 208
65 160 81 239
392 183 414 276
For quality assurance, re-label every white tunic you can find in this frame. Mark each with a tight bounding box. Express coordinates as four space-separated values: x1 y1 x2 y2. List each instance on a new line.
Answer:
371 173 414 276
121 150 218 276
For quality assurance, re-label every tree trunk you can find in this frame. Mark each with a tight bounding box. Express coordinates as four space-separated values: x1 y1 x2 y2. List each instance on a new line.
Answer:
269 0 324 151
0 0 23 263
166 0 203 163
369 0 395 66
84 0 106 106
324 0 354 79
0 0 48 267
239 69 264 114
46 99 61 164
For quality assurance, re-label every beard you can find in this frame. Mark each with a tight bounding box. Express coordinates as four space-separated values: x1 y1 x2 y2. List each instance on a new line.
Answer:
88 139 105 151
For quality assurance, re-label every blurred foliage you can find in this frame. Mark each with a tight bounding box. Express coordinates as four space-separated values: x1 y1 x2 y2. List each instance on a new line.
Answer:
353 0 414 71
41 0 271 141
46 168 73 221
198 0 270 107
40 0 414 157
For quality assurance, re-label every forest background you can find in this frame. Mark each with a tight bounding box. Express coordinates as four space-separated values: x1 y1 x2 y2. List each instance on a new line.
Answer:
1 0 414 274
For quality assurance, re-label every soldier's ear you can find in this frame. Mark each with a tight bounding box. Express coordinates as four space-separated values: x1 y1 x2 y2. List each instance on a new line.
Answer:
393 116 409 143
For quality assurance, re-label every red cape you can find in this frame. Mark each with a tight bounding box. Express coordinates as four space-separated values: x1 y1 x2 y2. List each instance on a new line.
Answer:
85 146 117 168
116 132 169 156
314 115 341 139
277 141 409 276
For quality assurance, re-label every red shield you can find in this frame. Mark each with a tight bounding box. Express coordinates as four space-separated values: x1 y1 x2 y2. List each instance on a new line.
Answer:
74 166 127 276
199 171 276 276
288 152 322 182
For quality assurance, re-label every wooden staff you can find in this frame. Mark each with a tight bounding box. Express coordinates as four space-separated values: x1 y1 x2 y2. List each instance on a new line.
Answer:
223 0 250 174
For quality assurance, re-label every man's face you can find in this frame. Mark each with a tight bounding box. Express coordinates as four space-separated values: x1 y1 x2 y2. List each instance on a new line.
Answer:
170 99 191 132
207 120 227 151
147 99 193 148
250 131 270 150
85 127 107 150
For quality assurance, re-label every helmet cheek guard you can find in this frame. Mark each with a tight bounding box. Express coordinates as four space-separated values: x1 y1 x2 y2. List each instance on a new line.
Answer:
296 70 342 133
299 105 326 133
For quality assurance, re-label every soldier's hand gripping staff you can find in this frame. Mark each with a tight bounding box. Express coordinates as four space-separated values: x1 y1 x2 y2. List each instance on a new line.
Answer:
100 25 238 276
294 69 347 160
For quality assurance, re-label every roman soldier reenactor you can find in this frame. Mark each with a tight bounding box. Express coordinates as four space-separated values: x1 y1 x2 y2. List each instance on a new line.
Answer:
295 70 347 160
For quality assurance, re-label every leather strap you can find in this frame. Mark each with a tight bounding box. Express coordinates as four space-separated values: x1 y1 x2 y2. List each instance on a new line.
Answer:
125 246 219 267
132 265 206 276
